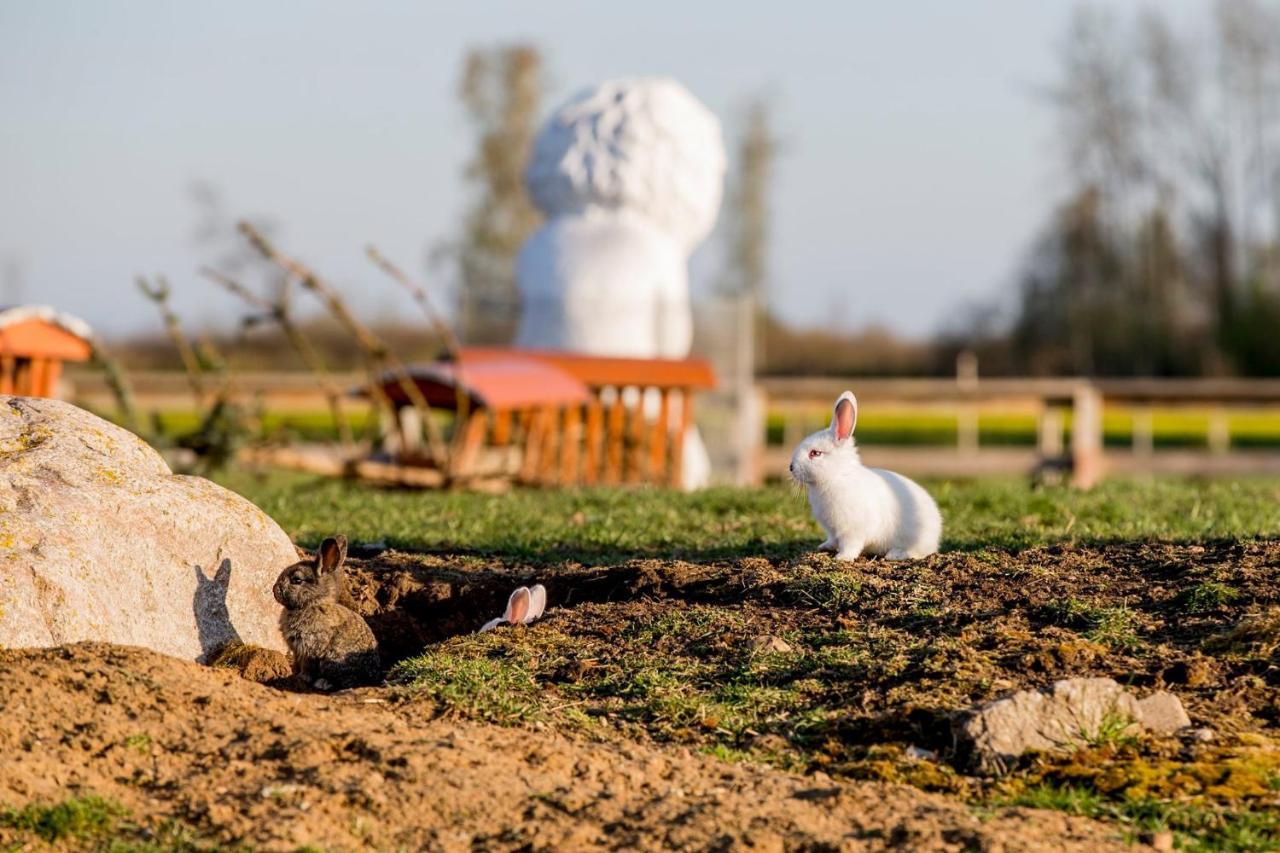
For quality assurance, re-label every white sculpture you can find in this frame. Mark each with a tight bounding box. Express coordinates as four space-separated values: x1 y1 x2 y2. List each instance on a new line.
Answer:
516 78 726 487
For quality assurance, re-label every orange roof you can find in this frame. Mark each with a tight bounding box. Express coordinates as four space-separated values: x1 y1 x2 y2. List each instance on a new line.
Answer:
0 306 94 361
373 356 591 411
457 348 716 390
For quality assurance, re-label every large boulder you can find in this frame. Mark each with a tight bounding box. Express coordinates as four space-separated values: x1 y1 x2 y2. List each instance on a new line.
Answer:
0 396 295 660
955 677 1192 773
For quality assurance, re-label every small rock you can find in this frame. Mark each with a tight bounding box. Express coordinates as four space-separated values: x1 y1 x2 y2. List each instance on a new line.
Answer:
954 677 1191 774
1135 692 1192 733
905 745 937 762
1141 830 1175 852
1185 726 1215 743
750 635 793 653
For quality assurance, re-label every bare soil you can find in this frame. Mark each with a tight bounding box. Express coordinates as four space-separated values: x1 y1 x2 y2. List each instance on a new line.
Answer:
0 644 1128 852
7 541 1280 850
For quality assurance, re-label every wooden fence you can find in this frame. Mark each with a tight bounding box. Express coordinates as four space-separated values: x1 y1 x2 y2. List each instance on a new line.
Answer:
761 377 1280 485
64 369 1280 485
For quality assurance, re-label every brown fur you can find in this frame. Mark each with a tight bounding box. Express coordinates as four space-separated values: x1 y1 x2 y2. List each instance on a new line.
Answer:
272 535 380 690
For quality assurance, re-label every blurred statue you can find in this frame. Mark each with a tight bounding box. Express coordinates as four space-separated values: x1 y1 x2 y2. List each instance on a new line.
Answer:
516 78 726 487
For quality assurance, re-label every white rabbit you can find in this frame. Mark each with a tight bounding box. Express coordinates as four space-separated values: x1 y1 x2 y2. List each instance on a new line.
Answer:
789 391 942 561
480 584 547 632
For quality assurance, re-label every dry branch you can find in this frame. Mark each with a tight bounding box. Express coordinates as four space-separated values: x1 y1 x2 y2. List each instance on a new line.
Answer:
236 222 448 465
365 245 473 449
136 275 207 406
202 266 355 449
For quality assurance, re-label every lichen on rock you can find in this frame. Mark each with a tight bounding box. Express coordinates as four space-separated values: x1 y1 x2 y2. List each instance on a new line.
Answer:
0 396 294 660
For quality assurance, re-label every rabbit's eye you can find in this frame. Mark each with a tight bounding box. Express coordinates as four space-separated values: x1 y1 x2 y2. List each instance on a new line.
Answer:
290 576 304 584
808 449 823 459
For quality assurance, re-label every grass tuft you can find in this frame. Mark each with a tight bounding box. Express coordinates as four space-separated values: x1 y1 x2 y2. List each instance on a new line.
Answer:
0 795 124 843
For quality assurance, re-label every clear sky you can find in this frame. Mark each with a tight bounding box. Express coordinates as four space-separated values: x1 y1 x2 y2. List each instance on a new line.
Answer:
0 1 1208 340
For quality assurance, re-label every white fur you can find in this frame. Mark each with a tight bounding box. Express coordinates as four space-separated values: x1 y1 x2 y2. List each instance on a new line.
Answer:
789 391 942 561
479 584 548 632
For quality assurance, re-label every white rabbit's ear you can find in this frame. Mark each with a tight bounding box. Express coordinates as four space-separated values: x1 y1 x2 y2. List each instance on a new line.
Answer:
525 585 547 624
830 392 858 442
504 587 531 625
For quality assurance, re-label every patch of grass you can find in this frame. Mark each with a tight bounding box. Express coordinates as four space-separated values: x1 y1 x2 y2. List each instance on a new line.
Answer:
997 780 1280 852
0 795 124 843
783 569 866 610
390 636 544 724
1045 599 1142 650
214 469 1280 560
1085 712 1141 749
123 732 152 755
1180 581 1243 614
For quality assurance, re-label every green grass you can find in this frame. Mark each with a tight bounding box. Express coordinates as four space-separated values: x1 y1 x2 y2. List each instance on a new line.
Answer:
214 469 1280 559
0 795 228 851
998 783 1280 852
0 795 125 843
1044 599 1143 650
1181 581 1244 614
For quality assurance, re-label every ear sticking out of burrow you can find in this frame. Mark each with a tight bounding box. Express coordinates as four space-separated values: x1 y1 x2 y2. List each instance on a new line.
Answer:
830 391 858 442
480 584 548 632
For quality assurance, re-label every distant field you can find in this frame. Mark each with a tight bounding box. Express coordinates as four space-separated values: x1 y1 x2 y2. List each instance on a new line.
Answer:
767 408 1280 449
93 404 1280 449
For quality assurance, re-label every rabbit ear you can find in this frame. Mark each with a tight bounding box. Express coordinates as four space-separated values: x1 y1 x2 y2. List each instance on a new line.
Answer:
525 585 547 624
504 587 531 625
830 392 857 442
315 535 348 575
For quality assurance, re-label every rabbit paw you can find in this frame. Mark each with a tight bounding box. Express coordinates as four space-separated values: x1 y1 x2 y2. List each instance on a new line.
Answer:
312 678 334 692
834 544 865 561
817 538 837 552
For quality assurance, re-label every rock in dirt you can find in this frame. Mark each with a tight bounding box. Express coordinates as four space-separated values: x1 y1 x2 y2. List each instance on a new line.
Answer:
750 634 793 653
956 677 1191 773
0 396 295 660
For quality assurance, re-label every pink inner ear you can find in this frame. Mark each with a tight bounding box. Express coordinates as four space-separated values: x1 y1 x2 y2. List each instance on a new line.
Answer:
835 399 855 441
505 587 531 625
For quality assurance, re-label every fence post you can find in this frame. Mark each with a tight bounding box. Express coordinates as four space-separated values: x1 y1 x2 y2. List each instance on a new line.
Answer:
1207 409 1230 455
957 408 979 456
1132 407 1154 458
1071 383 1104 488
736 386 765 486
1038 407 1064 458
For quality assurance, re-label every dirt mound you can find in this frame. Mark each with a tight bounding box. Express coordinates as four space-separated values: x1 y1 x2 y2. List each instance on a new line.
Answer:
0 643 1133 851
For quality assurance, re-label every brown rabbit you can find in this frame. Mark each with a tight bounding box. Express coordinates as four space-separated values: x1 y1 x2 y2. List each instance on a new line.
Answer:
272 535 380 690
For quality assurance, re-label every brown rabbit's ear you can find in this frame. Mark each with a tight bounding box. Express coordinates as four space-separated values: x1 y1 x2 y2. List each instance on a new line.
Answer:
315 535 348 575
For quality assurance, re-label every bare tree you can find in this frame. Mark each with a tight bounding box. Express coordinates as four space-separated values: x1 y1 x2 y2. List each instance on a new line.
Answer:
1008 1 1280 376
451 44 543 344
720 98 778 371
